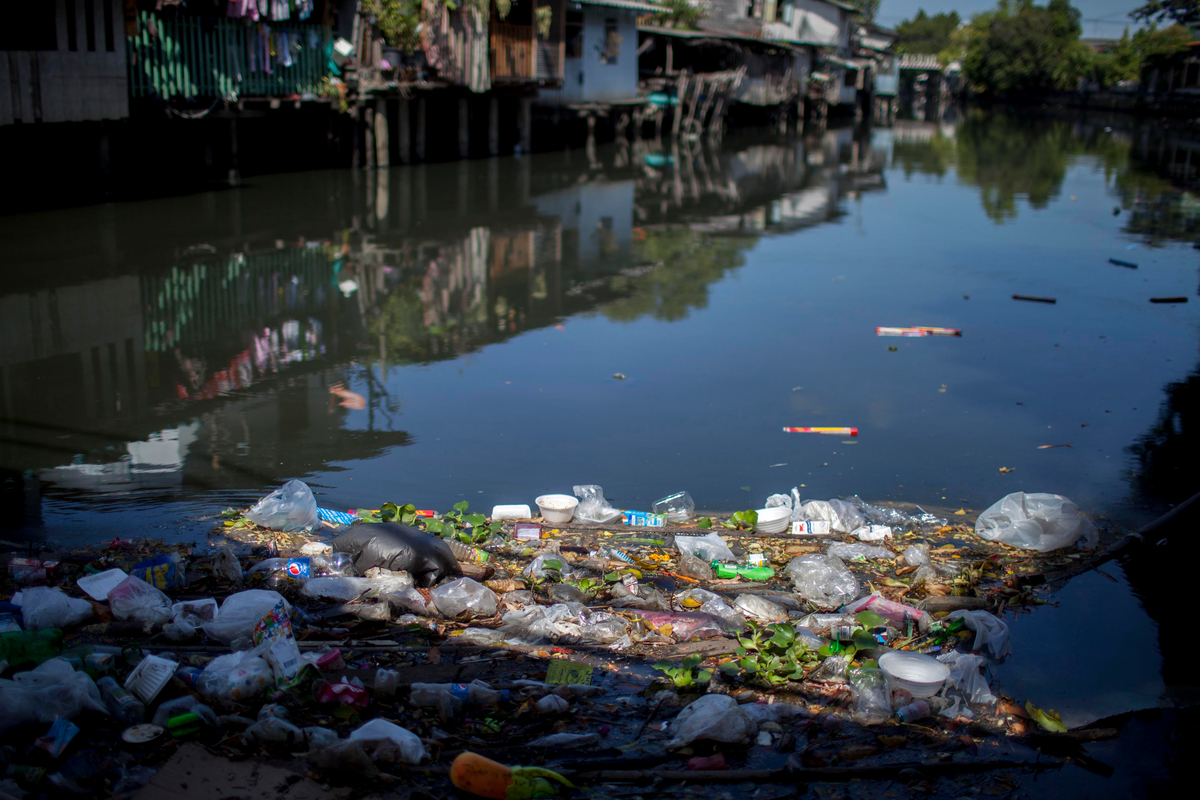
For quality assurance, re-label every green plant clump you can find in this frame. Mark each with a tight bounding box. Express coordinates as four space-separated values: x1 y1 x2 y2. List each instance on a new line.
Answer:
721 621 819 686
653 653 713 688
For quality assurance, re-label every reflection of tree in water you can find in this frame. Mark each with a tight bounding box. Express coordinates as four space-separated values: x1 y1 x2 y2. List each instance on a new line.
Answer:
600 228 751 323
892 109 1200 241
1128 366 1200 509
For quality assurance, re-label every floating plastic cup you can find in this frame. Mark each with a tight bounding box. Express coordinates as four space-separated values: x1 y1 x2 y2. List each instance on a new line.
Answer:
535 494 579 525
652 491 695 523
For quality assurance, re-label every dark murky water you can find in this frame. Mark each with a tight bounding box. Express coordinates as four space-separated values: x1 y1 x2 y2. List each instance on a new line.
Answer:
3 110 1200 774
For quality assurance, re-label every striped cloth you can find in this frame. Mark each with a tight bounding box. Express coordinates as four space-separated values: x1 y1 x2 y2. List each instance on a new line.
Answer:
317 507 359 527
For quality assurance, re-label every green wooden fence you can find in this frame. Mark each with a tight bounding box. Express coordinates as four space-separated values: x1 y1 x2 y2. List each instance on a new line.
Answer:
127 11 330 101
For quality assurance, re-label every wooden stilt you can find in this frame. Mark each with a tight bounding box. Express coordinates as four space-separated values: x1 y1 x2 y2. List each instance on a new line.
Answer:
398 99 411 164
415 96 427 161
458 97 470 159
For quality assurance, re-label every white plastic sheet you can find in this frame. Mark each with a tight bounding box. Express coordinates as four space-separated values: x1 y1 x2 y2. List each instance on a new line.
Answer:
946 609 1011 660
666 694 756 749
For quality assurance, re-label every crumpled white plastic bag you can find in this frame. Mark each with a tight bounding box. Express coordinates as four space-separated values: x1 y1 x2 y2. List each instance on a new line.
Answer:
348 718 428 765
245 479 319 533
20 587 93 630
785 554 859 608
946 609 1011 660
673 532 735 563
666 694 756 749
974 492 1098 552
429 578 497 619
937 651 997 705
0 658 106 733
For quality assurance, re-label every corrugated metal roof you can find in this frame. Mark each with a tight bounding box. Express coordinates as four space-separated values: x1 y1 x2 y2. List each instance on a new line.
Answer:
574 0 669 13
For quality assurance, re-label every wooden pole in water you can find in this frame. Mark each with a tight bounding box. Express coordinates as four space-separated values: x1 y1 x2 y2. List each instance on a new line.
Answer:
375 98 390 167
672 74 688 138
458 97 470 159
415 96 427 161
398 98 411 164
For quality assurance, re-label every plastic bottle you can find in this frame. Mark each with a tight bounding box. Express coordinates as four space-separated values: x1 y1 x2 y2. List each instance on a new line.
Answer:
597 546 634 564
447 540 490 564
895 699 931 723
96 676 146 723
375 668 400 700
711 563 776 580
451 752 574 800
410 680 502 708
0 629 63 669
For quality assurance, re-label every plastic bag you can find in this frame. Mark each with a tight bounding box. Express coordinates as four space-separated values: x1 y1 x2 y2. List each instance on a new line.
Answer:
332 522 460 587
245 479 319 533
196 649 274 702
827 542 895 561
674 532 735 563
172 598 218 625
937 651 997 705
666 694 756 749
852 525 893 542
795 499 866 533
946 609 1011 660
108 576 173 626
733 594 789 623
301 577 374 602
785 554 859 609
637 610 732 641
573 484 622 523
522 552 587 582
974 492 1098 552
384 586 433 616
500 603 585 644
19 587 93 630
809 655 850 683
677 549 714 580
579 611 630 644
901 544 930 567
348 719 427 765
214 546 244 586
203 590 291 646
842 592 931 633
429 578 497 619
0 658 106 733
846 496 947 529
849 667 891 725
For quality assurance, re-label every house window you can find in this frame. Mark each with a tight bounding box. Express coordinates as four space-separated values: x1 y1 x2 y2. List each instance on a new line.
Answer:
783 3 793 24
565 8 583 59
745 0 756 18
844 69 855 87
600 18 621 65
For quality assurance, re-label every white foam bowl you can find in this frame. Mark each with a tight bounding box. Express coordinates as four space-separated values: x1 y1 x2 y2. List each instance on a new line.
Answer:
535 494 579 524
755 507 791 534
878 651 950 698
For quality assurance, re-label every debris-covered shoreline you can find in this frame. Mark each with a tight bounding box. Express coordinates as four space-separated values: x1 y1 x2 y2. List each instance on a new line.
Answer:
0 484 1121 799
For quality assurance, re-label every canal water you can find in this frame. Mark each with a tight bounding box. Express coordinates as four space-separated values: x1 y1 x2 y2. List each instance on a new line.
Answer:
2 108 1198 791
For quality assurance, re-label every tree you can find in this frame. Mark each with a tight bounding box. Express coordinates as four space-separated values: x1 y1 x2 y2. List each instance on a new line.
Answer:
849 0 882 23
1132 0 1200 27
960 1 1093 95
655 0 706 30
1092 24 1192 86
894 9 961 54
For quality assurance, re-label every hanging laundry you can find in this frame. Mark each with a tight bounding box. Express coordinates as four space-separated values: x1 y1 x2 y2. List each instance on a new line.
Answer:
277 32 293 68
307 28 320 49
270 0 290 21
227 0 259 20
297 0 314 21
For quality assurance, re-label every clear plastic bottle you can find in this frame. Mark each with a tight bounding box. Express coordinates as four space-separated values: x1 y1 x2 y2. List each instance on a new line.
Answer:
446 540 490 564
96 676 146 723
375 668 400 700
409 680 502 708
895 699 931 723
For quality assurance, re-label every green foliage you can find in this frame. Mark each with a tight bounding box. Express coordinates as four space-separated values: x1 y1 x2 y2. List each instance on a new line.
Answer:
722 510 758 530
960 1 1093 96
895 10 962 55
724 621 818 686
1132 0 1200 27
423 501 504 543
653 653 713 688
654 0 705 30
358 501 420 526
694 517 713 529
846 0 881 23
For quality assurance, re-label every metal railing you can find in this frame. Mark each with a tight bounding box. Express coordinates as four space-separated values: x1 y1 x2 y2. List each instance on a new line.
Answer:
127 11 329 101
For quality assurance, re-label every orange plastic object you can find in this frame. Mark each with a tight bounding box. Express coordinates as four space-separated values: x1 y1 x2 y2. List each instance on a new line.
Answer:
451 752 513 800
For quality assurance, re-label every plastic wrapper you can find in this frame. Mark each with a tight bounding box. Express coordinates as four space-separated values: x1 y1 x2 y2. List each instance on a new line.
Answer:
938 651 997 705
573 484 622 523
0 658 106 733
609 582 670 611
946 609 1011 660
383 586 433 617
827 542 895 561
733 594 789 623
172 598 218 625
579 611 630 644
244 716 306 746
499 603 585 644
107 575 173 626
349 719 427 765
852 525 893 542
673 532 736 563
637 610 732 641
797 612 858 636
666 694 756 749
19 587 93 630
332 522 461 587
901 544 930 567
785 554 859 609
213 546 244 586
429 578 498 619
300 577 375 602
849 667 891 724
795 499 866 533
522 552 587 582
975 492 1098 552
203 590 291 646
196 650 274 702
245 479 319 533
316 678 370 708
677 548 714 580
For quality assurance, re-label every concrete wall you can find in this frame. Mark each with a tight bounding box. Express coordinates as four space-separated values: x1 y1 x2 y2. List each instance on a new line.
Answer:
0 0 128 125
539 7 640 106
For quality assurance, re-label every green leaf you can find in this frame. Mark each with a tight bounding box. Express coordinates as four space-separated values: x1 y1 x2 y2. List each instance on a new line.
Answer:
463 513 487 527
818 642 857 659
453 501 470 513
719 662 742 675
696 669 713 683
855 610 888 629
695 517 713 529
852 630 879 650
682 653 703 670
424 519 444 535
730 509 759 529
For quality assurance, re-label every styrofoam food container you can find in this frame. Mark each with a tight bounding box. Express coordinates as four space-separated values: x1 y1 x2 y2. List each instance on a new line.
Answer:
755 507 791 534
492 504 533 520
535 494 579 524
878 651 950 698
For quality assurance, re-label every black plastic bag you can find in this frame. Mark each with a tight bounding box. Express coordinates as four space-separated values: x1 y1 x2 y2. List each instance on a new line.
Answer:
332 523 461 588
